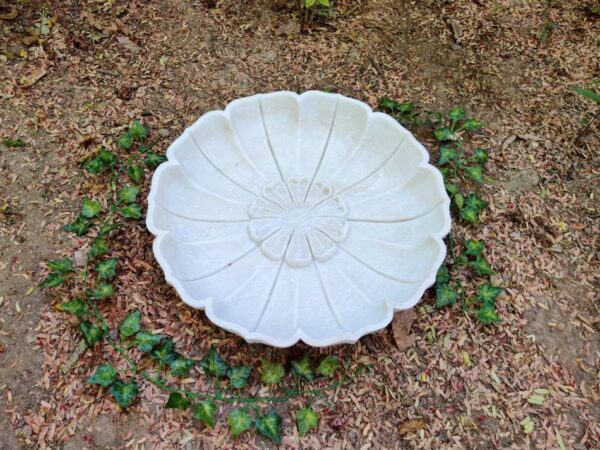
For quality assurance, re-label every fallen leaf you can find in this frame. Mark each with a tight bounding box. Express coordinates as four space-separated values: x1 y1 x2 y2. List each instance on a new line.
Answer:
398 419 425 435
20 66 47 89
391 309 416 351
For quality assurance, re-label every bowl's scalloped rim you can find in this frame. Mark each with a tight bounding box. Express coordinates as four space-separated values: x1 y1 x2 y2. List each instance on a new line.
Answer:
146 90 452 348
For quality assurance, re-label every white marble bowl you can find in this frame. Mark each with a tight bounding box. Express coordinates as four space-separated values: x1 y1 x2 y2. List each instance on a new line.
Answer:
147 91 451 347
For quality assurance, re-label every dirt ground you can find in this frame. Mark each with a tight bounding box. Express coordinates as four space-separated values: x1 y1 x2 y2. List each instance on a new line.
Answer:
0 0 598 449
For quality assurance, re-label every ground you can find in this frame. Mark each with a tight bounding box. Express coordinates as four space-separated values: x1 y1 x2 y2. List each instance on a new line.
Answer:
0 0 598 449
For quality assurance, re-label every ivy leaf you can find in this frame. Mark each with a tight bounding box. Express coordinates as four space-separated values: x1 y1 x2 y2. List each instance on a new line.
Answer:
473 148 488 164
464 239 485 257
146 152 167 168
459 204 480 224
170 356 197 377
433 127 454 142
291 354 314 381
109 380 139 408
316 355 340 377
260 359 285 385
256 411 282 444
129 120 148 141
227 408 252 439
193 400 217 427
477 303 501 325
200 346 228 378
478 283 504 305
437 146 457 166
95 258 118 280
165 392 190 410
128 165 143 183
57 297 88 317
83 156 107 174
117 131 134 149
119 310 141 338
465 165 484 184
98 148 117 166
63 215 90 236
445 183 458 195
454 193 464 208
98 224 119 236
439 167 451 179
435 284 458 308
465 193 488 211
461 119 483 131
80 321 105 346
436 265 450 284
93 283 114 300
89 239 108 259
448 106 466 122
39 272 64 289
151 339 178 365
47 257 74 274
296 407 319 436
135 331 164 353
471 256 494 276
227 366 251 389
305 0 317 7
118 185 140 204
87 363 117 387
318 0 330 6
80 201 98 221
119 203 142 220
2 137 25 147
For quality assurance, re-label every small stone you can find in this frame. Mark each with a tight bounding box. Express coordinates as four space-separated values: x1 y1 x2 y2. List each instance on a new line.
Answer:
158 128 170 138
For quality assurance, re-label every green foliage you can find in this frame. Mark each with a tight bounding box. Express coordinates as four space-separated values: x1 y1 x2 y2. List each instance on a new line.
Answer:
435 284 458 308
200 347 228 378
193 400 217 427
81 198 102 218
227 366 251 388
89 239 108 259
170 356 197 377
316 355 339 377
47 257 74 274
109 380 139 408
228 408 253 439
379 99 504 326
118 185 140 204
296 407 319 436
255 410 283 444
119 310 141 338
57 297 88 317
260 359 285 385
165 392 191 410
135 331 164 353
478 283 503 305
95 258 118 280
93 283 114 300
151 339 178 365
291 354 314 381
128 165 143 183
63 215 90 236
145 151 167 168
87 363 117 387
575 88 600 104
39 272 65 288
2 137 25 147
80 321 105 345
118 121 148 149
119 203 142 220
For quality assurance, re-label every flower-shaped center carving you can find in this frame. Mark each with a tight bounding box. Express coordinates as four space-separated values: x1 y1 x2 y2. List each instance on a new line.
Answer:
248 178 349 268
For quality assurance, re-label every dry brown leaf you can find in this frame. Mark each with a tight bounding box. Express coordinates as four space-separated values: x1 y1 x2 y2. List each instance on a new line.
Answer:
391 309 416 351
398 419 426 435
20 66 47 89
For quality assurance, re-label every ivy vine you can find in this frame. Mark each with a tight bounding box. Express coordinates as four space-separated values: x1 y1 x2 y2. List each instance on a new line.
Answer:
39 121 347 443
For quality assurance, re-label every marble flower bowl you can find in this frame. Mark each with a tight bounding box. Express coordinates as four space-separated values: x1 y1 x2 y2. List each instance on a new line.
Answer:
146 91 451 347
